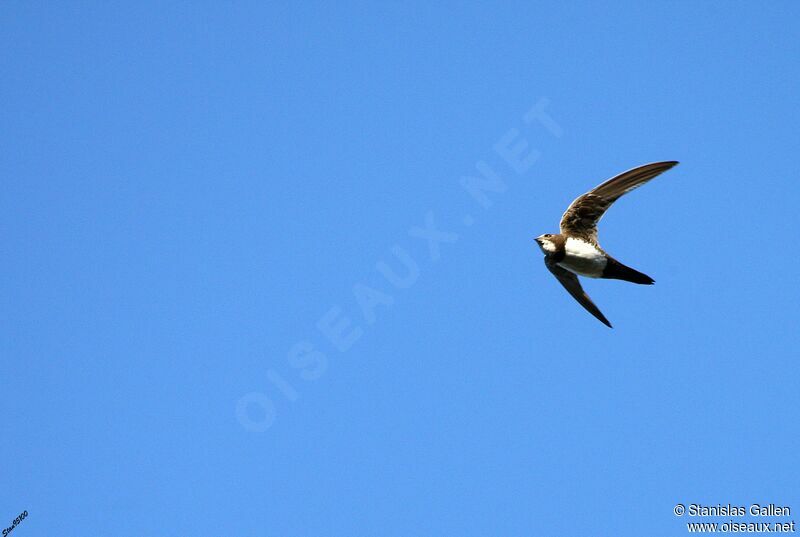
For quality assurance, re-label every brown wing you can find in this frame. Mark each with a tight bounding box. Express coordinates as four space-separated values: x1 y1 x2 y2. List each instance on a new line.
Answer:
545 258 612 328
559 161 678 243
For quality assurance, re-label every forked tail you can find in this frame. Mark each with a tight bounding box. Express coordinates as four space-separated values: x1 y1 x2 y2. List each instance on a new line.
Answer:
602 258 655 285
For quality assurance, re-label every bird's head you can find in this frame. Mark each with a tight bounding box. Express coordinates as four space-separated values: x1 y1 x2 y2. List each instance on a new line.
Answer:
534 233 560 254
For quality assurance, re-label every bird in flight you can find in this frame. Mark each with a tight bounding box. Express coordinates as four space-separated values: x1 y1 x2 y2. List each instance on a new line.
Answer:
534 161 679 327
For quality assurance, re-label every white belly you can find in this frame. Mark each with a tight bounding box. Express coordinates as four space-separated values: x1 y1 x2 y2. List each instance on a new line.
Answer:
558 238 607 278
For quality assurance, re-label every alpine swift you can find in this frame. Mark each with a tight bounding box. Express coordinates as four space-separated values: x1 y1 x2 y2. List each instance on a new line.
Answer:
534 161 679 328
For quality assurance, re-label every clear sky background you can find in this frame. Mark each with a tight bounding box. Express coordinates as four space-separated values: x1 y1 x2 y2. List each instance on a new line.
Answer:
2 2 799 536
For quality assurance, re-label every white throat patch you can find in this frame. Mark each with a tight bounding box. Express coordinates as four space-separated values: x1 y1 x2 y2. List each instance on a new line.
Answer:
539 239 557 253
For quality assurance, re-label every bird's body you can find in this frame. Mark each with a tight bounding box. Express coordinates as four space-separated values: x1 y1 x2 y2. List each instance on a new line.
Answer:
561 237 607 278
534 161 678 327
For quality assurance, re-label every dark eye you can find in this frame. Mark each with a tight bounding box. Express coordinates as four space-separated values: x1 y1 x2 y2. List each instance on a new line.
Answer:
544 234 551 238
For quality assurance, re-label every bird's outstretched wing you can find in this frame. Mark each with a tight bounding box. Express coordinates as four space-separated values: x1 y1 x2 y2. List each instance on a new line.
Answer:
559 161 678 243
545 258 612 328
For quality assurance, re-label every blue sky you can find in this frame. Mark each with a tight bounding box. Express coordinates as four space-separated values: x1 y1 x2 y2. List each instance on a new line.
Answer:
2 2 799 535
